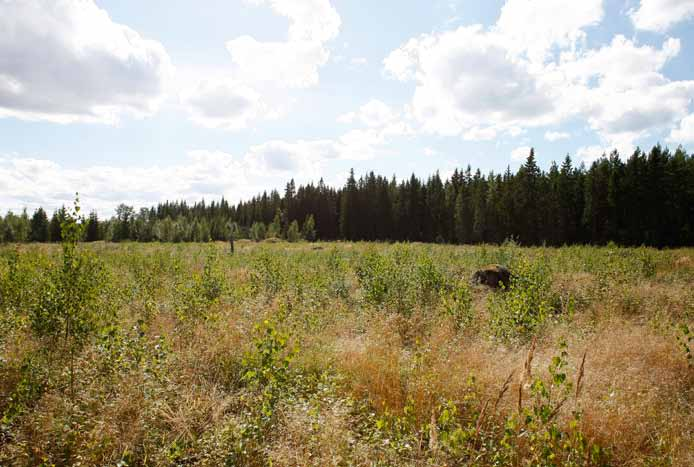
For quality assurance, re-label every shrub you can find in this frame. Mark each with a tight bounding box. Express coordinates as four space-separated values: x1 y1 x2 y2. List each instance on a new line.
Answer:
173 245 225 322
286 220 301 243
26 195 104 407
440 280 474 330
301 214 316 242
489 257 557 339
250 222 267 242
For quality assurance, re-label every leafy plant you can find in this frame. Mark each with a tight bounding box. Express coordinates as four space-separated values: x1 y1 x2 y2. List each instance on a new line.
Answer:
489 257 557 339
440 280 474 330
675 323 692 366
28 194 103 398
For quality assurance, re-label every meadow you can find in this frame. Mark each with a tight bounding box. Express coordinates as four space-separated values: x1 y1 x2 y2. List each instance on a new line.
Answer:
0 237 692 466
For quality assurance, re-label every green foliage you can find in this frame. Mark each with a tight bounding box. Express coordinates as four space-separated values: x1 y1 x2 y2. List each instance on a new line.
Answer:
372 397 420 457
326 248 349 299
242 319 297 416
0 240 686 465
1 354 48 427
415 254 447 305
29 196 103 349
355 249 393 305
224 319 299 464
286 220 301 243
675 323 692 366
356 245 448 315
174 246 225 322
440 280 474 330
249 251 285 297
29 208 50 242
96 322 169 388
267 208 282 239
302 214 316 242
490 257 557 339
250 221 266 242
511 340 608 466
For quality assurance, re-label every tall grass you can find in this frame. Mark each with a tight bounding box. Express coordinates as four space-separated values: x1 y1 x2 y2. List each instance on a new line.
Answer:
0 241 692 465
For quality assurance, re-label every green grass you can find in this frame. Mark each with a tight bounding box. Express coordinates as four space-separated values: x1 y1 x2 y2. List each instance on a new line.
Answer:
1 240 693 466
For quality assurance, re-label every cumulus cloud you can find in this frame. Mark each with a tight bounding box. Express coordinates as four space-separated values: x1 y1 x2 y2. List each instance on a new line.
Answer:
576 145 607 163
463 127 498 141
630 0 694 32
182 0 340 129
561 36 694 148
495 0 603 63
337 100 398 127
182 78 276 130
384 0 694 150
226 0 340 88
545 131 570 141
384 25 556 137
350 57 368 66
669 114 694 143
0 147 328 216
0 0 172 124
245 139 339 173
511 146 532 161
0 105 413 215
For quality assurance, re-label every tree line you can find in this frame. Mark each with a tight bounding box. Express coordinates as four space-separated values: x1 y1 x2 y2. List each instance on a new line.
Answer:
2 144 693 247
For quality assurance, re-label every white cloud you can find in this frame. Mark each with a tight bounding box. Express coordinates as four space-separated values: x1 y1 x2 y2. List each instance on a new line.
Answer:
0 0 172 124
350 57 368 66
384 1 694 150
511 146 532 161
669 114 694 143
384 25 556 138
247 0 341 43
545 131 570 141
630 0 694 32
576 145 607 163
337 99 397 127
226 0 340 88
560 35 694 148
0 114 413 214
463 127 497 141
495 0 604 63
245 139 339 174
182 78 276 130
226 37 330 89
182 0 341 129
0 152 246 216
0 146 335 216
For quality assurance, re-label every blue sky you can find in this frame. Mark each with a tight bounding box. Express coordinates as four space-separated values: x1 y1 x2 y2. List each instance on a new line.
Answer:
1 0 694 215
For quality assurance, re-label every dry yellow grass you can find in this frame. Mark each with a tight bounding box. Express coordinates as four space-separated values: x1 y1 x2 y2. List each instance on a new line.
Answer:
1 242 692 465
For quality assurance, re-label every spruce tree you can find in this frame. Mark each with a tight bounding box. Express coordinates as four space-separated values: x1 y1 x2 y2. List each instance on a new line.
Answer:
30 208 50 242
85 211 100 242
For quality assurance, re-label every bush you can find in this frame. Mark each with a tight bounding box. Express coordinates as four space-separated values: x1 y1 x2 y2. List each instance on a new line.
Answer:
440 280 474 330
286 220 301 243
489 256 557 339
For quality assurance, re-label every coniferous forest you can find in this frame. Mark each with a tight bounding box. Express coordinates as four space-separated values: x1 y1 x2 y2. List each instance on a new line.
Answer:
2 144 694 247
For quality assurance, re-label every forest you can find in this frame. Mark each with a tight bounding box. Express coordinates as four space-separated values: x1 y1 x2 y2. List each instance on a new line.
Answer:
2 144 693 247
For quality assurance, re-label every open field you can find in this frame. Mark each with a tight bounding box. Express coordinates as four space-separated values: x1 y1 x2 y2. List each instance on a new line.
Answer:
1 240 693 466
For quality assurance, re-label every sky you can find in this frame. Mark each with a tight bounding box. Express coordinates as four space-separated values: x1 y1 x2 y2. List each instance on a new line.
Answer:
1 0 694 216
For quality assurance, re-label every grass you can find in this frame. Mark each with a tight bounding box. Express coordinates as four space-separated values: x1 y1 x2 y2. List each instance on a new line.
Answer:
0 240 692 466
